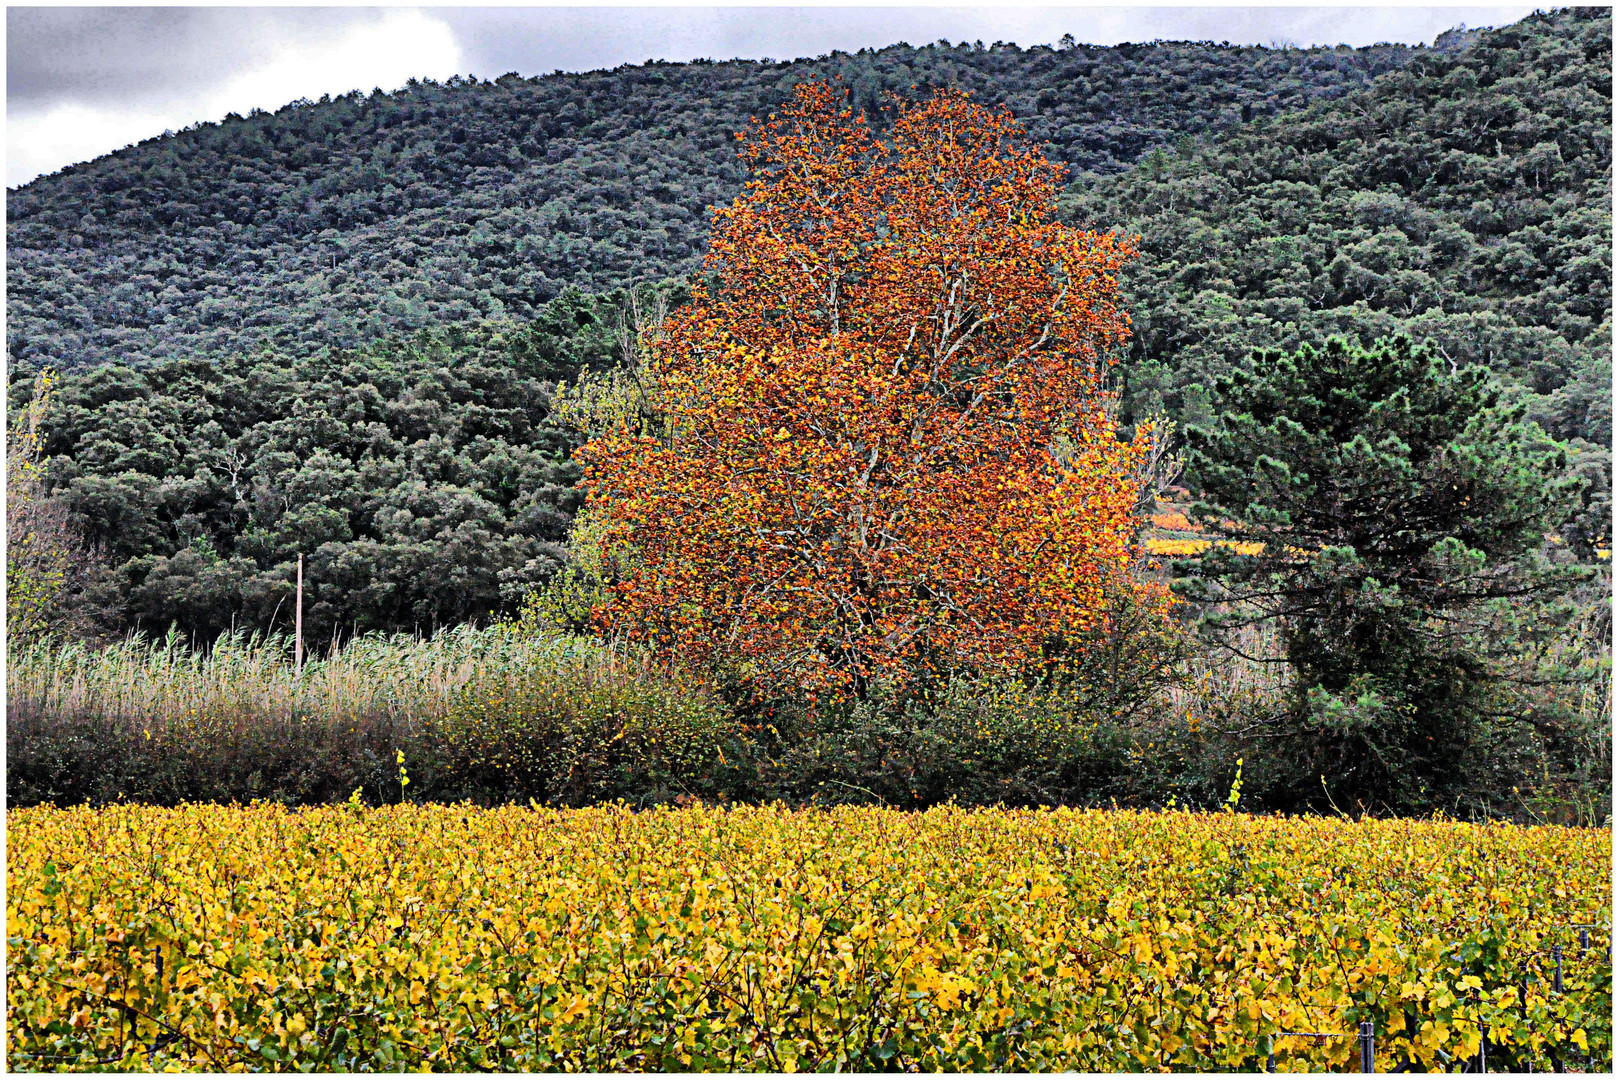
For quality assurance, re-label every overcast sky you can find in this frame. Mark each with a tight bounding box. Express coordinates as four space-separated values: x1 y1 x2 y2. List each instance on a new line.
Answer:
8 5 1538 189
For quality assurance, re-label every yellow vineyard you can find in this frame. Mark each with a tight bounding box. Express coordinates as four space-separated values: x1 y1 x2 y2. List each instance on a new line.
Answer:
1144 508 1264 557
7 804 1611 1072
1145 536 1265 557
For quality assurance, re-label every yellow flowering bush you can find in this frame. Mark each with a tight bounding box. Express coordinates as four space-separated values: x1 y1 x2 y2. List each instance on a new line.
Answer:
7 804 1609 1071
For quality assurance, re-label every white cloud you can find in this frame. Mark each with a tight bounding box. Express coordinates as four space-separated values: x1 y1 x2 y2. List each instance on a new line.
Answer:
10 101 170 189
202 10 462 120
8 9 462 187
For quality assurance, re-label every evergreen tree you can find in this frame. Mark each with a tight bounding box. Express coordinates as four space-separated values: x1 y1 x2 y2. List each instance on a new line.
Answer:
1180 336 1590 812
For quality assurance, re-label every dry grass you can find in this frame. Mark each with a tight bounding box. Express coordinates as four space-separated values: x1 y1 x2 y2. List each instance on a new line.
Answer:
6 625 654 733
5 625 734 808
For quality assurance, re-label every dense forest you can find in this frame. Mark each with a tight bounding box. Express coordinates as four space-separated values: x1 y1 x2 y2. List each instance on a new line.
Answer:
8 35 1425 372
5 9 1610 646
7 289 637 643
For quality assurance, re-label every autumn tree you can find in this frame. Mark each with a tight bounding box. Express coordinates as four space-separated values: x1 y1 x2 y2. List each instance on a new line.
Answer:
7 371 104 640
581 82 1169 697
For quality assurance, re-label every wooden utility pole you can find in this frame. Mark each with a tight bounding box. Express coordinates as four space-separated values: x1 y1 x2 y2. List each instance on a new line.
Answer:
295 554 304 676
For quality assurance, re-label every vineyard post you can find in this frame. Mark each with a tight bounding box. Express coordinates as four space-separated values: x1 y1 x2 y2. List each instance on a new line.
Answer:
1552 945 1563 992
1358 1021 1375 1073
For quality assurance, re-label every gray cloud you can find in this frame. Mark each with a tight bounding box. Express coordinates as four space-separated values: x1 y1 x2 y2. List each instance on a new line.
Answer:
7 7 379 111
7 8 461 186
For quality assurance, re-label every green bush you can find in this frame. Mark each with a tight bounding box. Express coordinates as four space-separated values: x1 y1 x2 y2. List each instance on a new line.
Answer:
767 676 1137 808
432 643 744 806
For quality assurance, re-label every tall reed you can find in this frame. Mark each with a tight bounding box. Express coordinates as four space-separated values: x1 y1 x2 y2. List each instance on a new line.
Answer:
8 624 636 732
8 609 1605 820
6 625 739 808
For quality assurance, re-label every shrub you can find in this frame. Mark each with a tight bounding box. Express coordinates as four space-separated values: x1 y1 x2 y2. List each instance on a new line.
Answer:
769 675 1137 808
8 607 1606 820
432 640 743 806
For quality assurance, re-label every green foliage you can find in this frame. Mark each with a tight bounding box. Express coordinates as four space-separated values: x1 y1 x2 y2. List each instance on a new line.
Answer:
6 371 67 638
436 643 740 805
514 508 626 636
8 607 1607 821
1 622 1148 811
765 675 1141 810
1179 335 1597 814
1063 7 1612 553
2 12 1610 823
9 41 1415 374
6 288 658 643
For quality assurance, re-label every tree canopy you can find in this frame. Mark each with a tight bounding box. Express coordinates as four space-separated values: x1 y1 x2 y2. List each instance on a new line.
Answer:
1181 336 1588 812
582 83 1168 697
7 9 1609 652
1064 7 1611 552
5 289 650 643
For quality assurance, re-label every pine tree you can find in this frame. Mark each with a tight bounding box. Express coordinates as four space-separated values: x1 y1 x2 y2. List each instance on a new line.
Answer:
1180 336 1589 812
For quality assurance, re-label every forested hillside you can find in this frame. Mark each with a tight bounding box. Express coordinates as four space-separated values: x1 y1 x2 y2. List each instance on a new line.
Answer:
1065 6 1611 549
7 37 1421 372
